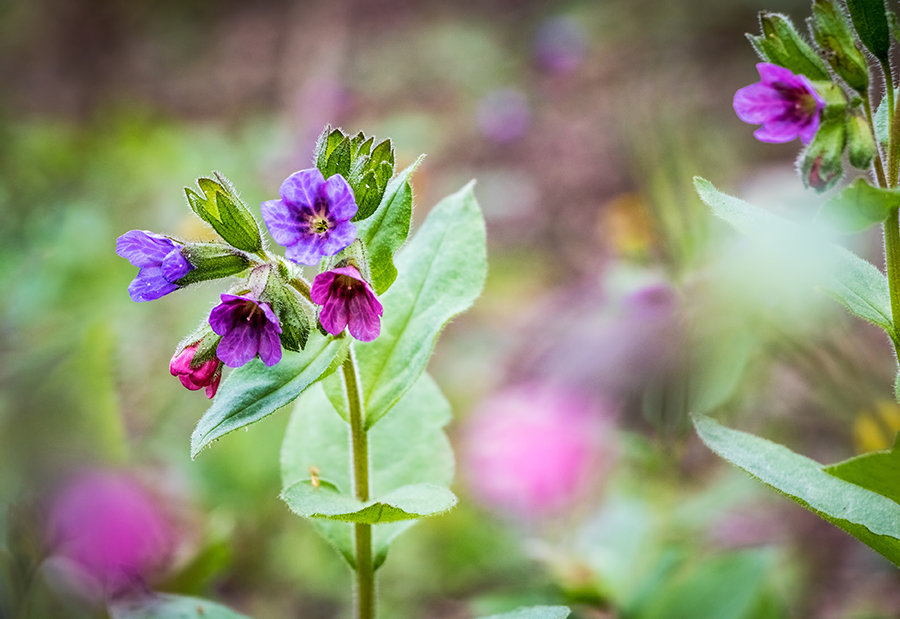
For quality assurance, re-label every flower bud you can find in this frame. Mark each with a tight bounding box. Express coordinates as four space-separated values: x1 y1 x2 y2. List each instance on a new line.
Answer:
846 113 877 169
810 0 870 93
748 12 831 82
798 117 847 192
170 332 223 398
176 242 252 286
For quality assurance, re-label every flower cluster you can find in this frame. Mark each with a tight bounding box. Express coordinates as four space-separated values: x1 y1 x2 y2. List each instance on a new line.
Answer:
117 129 396 397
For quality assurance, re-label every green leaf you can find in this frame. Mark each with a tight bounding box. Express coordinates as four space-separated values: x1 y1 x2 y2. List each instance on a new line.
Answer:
824 437 900 504
190 332 348 458
108 593 251 619
315 126 344 171
356 180 487 427
478 607 571 619
324 136 352 179
820 178 900 232
281 373 455 568
356 157 423 294
693 414 900 566
694 177 896 341
184 175 263 253
845 0 892 62
875 97 890 148
281 480 456 523
748 13 831 81
351 169 382 222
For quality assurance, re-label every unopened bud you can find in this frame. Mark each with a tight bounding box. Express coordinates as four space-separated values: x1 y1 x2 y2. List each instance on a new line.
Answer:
798 117 847 192
846 114 877 169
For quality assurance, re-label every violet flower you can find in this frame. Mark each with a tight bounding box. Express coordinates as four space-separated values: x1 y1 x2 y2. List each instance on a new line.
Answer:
311 265 383 341
116 230 194 302
261 168 358 266
169 344 223 398
208 293 283 367
733 63 825 144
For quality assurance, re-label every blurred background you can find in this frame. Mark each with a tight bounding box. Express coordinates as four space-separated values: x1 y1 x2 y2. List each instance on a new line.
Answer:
3 0 900 617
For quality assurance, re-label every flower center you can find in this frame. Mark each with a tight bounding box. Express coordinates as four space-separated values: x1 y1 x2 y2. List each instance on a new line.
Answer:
311 216 331 235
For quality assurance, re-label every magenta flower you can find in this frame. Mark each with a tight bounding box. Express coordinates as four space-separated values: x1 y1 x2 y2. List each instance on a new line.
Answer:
311 265 383 341
208 293 283 367
169 344 223 398
48 470 174 594
460 382 617 519
733 63 825 144
115 230 194 302
261 168 358 266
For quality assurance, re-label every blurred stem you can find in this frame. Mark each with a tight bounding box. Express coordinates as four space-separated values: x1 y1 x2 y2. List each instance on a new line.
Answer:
343 351 375 619
863 95 887 187
885 209 900 350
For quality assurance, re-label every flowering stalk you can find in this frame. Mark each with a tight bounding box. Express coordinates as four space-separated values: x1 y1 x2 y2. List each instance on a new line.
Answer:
343 351 375 619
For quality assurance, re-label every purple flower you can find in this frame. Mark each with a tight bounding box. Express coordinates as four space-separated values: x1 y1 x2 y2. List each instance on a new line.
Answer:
477 89 531 144
208 293 283 367
169 344 222 398
116 230 194 302
533 16 587 74
261 168 358 266
311 265 383 341
733 63 825 144
48 470 174 594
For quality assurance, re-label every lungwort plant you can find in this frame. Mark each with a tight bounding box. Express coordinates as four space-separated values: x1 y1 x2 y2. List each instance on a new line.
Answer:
116 127 570 619
696 0 900 568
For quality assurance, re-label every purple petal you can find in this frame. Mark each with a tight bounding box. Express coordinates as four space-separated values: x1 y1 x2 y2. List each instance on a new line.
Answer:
161 248 193 282
322 174 358 222
209 296 244 335
116 230 178 268
754 119 802 143
733 83 791 123
347 292 382 341
319 295 350 336
756 62 799 86
280 168 325 207
797 117 821 144
284 233 329 266
217 323 260 368
257 325 283 366
310 270 339 304
128 267 179 302
261 199 308 248
321 220 357 256
258 301 283 334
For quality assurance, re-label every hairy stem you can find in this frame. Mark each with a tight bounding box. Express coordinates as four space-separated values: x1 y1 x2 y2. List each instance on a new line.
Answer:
885 209 900 347
343 351 375 619
863 95 888 187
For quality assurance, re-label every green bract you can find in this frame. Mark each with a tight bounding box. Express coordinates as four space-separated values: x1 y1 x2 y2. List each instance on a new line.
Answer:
748 12 831 81
184 173 263 254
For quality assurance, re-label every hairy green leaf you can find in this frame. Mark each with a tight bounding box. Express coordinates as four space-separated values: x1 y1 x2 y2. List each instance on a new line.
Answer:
824 436 900 504
845 0 892 62
109 594 251 619
693 414 900 566
820 178 900 232
190 333 348 458
479 607 571 619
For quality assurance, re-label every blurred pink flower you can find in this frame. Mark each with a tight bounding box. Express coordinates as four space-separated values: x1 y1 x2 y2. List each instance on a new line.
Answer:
533 16 587 74
461 382 617 519
48 471 174 594
477 89 531 144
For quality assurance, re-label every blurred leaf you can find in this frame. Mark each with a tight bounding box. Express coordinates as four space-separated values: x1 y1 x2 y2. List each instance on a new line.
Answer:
694 177 896 342
281 480 456 523
356 157 422 294
640 549 776 619
693 414 900 566
748 13 831 81
820 179 899 232
109 593 251 619
478 607 571 619
282 373 455 568
190 333 349 458
356 180 487 427
876 97 890 147
845 0 892 62
824 436 900 504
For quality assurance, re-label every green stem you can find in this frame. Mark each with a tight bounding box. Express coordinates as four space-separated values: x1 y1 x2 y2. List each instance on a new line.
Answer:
863 95 888 187
885 209 900 348
343 352 375 619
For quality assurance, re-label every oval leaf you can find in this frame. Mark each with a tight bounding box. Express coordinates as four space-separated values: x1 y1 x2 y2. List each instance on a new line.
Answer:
109 594 251 619
479 607 571 619
356 180 487 427
190 333 348 458
693 414 900 566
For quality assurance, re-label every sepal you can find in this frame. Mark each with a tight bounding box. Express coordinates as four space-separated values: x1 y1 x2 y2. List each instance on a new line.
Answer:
184 173 264 254
846 113 877 169
175 243 252 286
798 117 846 192
748 12 832 81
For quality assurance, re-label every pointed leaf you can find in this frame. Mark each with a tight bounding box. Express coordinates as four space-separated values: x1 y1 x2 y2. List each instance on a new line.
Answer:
356 157 422 294
479 607 571 619
820 178 900 232
109 593 251 619
351 169 382 222
356 180 487 426
324 137 352 179
693 414 900 566
824 436 900 504
190 333 348 458
845 0 892 62
694 177 896 341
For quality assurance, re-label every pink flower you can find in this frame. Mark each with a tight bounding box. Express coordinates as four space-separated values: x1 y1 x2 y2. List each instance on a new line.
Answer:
733 63 825 144
47 471 174 594
169 343 222 398
311 265 383 341
461 382 617 519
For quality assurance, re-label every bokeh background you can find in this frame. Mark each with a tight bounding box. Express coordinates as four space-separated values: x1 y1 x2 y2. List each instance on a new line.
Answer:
3 0 900 617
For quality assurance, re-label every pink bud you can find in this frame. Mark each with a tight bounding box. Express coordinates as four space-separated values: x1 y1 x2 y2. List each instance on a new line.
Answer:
170 344 222 398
